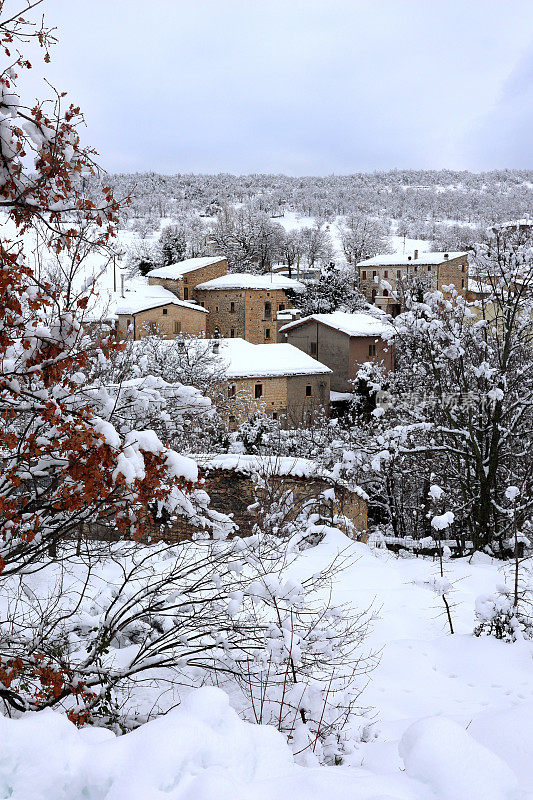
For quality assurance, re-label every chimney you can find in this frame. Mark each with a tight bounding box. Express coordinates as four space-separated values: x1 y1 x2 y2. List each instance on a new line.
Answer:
414 249 419 260
444 253 449 260
407 256 412 261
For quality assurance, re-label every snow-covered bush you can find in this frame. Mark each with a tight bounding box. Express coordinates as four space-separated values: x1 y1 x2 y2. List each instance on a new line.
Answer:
474 587 533 643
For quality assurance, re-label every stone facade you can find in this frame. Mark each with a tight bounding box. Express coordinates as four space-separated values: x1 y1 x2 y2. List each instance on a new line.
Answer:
80 467 367 544
227 371 330 426
282 319 393 392
358 253 469 314
193 287 293 344
197 469 368 539
116 303 207 340
148 257 227 301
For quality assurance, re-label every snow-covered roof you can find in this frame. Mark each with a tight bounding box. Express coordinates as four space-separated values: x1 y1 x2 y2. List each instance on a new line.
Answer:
216 338 331 379
330 391 354 402
115 285 208 315
279 311 395 339
499 219 533 229
195 273 305 292
196 454 369 500
146 256 226 280
357 251 467 267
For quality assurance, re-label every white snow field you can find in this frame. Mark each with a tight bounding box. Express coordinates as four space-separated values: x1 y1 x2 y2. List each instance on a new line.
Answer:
1 533 531 800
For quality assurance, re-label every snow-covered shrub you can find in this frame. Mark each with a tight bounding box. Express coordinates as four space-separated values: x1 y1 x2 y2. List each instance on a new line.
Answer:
236 411 273 454
474 588 533 642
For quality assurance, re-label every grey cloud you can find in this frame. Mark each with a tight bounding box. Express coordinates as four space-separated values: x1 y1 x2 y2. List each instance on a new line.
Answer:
24 0 533 173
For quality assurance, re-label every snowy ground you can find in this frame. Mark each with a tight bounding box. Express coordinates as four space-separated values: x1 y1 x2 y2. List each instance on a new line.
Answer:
2 535 532 800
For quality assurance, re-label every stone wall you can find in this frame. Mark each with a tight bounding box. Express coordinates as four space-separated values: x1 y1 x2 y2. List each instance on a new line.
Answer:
228 375 288 424
437 254 469 296
285 373 330 423
117 303 207 340
348 336 393 382
283 320 392 392
193 287 293 343
196 469 368 538
148 258 227 301
226 371 330 426
80 469 368 543
358 254 469 310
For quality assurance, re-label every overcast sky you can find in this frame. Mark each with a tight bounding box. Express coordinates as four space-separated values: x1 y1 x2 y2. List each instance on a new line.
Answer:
25 0 533 174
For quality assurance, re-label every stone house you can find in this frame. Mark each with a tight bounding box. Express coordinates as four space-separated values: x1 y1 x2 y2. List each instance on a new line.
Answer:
356 251 469 314
193 273 305 344
195 454 368 539
212 337 331 426
147 256 228 301
89 454 368 544
115 285 208 340
279 311 395 392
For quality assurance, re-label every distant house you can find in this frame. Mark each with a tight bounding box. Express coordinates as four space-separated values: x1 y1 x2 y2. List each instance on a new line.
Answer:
279 311 394 392
147 256 228 302
357 250 469 314
115 285 208 340
493 219 533 236
193 272 305 344
213 337 331 425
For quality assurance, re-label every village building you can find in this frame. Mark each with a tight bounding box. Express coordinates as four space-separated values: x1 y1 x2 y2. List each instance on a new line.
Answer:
146 256 228 301
193 272 305 344
279 311 394 392
213 337 331 425
492 218 533 236
115 285 208 340
195 454 368 539
356 250 469 314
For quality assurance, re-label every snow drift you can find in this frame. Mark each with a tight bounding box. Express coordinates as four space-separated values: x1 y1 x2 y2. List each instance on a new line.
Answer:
0 686 526 800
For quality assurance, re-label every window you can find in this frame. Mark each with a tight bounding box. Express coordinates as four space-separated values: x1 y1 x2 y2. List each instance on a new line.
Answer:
228 384 236 398
369 343 376 357
371 288 377 301
310 341 317 356
265 328 271 339
362 270 367 279
174 321 181 334
272 412 278 420
397 270 401 278
230 301 235 313
384 270 388 278
230 328 235 338
264 301 272 319
200 301 205 307
216 305 219 312
305 385 312 397
255 383 263 399
414 266 418 273
162 308 168 315
278 303 285 311
461 279 465 289
461 264 466 272
372 270 378 278
183 287 189 300
428 266 431 273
